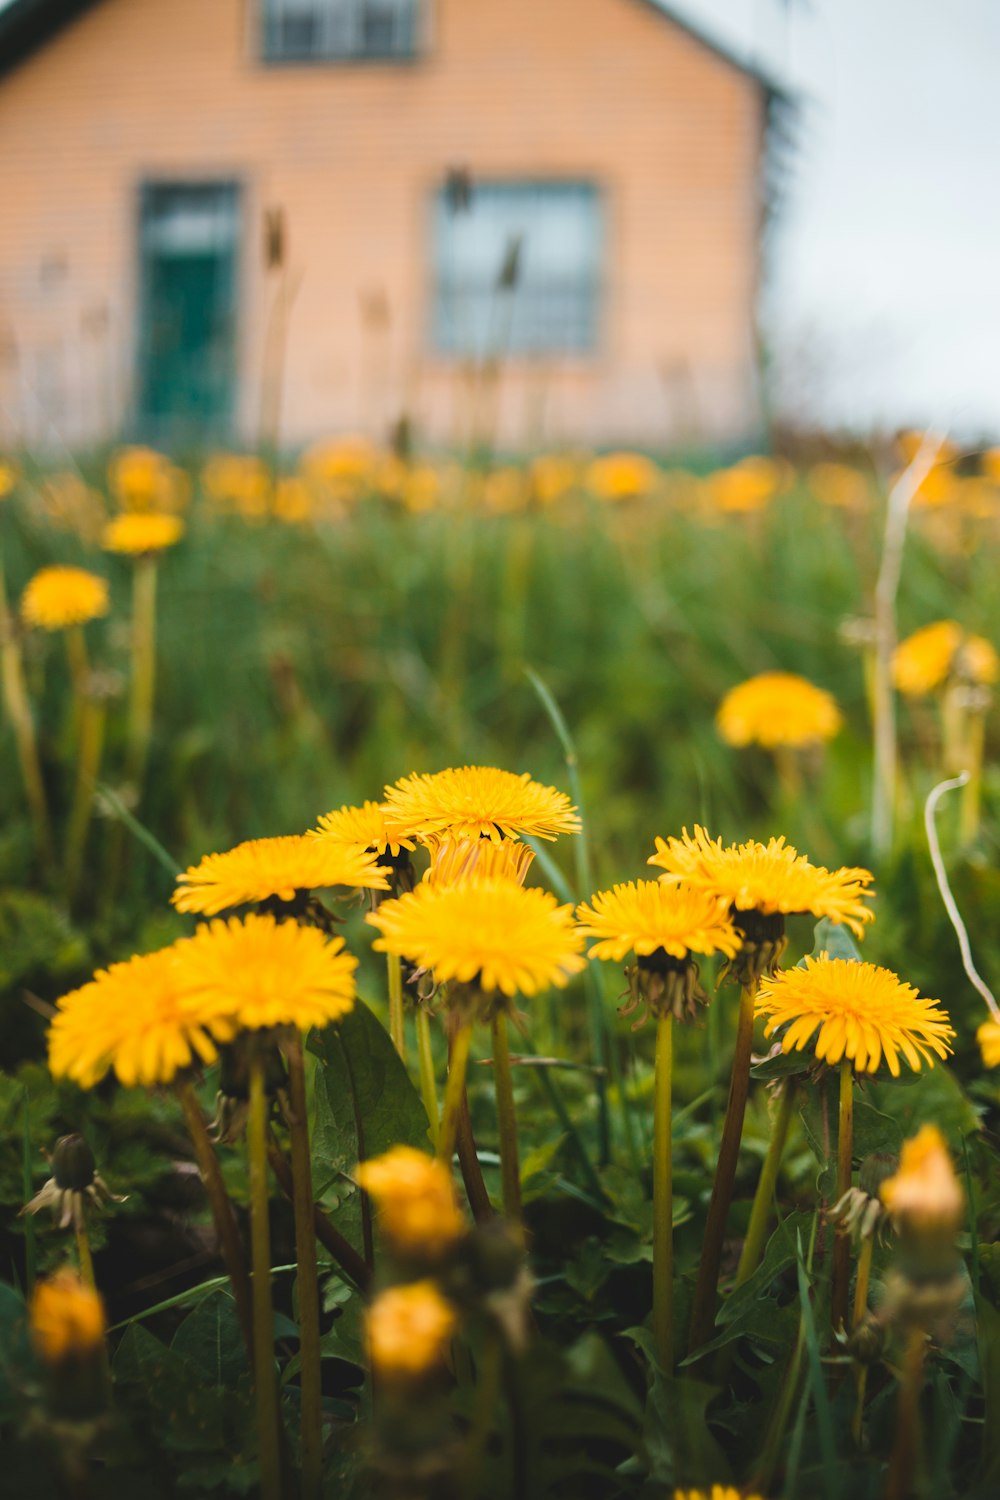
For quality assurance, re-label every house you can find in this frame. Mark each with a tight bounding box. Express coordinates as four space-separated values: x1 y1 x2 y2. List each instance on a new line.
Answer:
0 0 788 452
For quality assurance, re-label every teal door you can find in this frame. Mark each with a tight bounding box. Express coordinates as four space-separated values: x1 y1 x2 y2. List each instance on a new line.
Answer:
137 183 239 440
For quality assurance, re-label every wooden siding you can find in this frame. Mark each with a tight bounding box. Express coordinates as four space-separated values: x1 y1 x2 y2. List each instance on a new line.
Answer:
0 0 766 448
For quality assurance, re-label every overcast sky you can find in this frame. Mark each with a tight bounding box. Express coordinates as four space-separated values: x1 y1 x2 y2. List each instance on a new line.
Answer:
668 0 1000 435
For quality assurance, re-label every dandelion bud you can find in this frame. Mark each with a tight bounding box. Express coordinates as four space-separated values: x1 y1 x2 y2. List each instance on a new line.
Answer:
355 1147 466 1264
51 1134 96 1193
30 1270 108 1422
366 1281 457 1384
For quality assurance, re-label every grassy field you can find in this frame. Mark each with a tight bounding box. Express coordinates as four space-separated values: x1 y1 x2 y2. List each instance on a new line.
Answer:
2 440 1000 1498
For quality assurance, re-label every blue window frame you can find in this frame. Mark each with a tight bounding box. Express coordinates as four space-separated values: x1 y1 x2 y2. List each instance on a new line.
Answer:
261 0 419 61
431 181 603 358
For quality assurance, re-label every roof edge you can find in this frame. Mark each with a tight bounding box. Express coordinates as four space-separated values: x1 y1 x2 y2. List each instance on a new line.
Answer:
632 0 790 99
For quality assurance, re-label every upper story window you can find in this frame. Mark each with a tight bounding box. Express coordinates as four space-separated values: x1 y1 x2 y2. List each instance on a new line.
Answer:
262 0 419 62
431 181 603 358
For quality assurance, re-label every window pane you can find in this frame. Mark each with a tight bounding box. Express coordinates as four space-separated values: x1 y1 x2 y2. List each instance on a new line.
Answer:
432 182 602 357
263 0 417 61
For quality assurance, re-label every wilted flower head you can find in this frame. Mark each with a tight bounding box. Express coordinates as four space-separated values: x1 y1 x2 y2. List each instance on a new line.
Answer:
426 834 535 888
21 1134 124 1231
716 672 843 751
355 1147 466 1259
21 566 109 631
366 1280 457 1382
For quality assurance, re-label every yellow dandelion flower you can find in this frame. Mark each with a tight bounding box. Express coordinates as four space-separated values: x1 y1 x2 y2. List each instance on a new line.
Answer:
48 945 237 1090
675 1488 765 1500
586 451 660 503
0 459 18 498
977 1018 1000 1069
366 1280 457 1381
575 881 741 964
892 620 963 696
530 453 577 507
755 956 954 1077
809 461 871 512
880 1124 964 1232
30 1270 105 1364
649 827 875 938
716 672 843 750
355 1146 466 1258
20 566 109 631
311 801 415 858
102 511 184 555
108 445 187 512
958 633 1000 686
426 834 535 887
173 834 390 915
175 913 357 1032
383 765 581 845
367 879 586 999
705 457 782 514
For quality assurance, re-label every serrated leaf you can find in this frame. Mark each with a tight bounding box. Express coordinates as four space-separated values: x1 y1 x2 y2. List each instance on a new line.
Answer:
171 1291 247 1388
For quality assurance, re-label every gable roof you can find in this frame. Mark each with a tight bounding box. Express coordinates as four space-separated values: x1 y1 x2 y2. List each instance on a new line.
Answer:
0 0 787 96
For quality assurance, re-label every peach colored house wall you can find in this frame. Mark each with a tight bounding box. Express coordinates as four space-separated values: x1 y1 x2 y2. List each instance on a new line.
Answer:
0 0 768 449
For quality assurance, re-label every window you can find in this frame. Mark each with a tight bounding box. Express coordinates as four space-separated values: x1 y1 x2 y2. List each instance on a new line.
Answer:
262 0 418 62
431 182 603 358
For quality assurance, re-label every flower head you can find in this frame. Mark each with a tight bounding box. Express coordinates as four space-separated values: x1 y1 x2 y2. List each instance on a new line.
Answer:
716 672 843 750
109 446 187 512
577 880 742 1023
102 511 184 556
649 827 875 939
31 1271 105 1365
586 452 660 503
675 1489 765 1500
892 620 965 696
366 1281 457 1381
755 956 954 1077
175 913 357 1032
48 945 237 1089
880 1125 964 1233
21 1134 124 1231
173 834 389 915
384 765 580 845
575 881 740 964
977 1018 1000 1069
21 566 109 631
355 1147 466 1259
311 801 415 857
367 879 585 1001
426 834 535 887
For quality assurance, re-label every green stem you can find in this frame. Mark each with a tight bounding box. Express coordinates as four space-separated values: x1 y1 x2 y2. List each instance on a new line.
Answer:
438 1020 474 1165
960 708 985 844
386 952 405 1061
688 980 757 1356
248 1047 282 1500
65 695 105 901
0 576 54 874
850 1235 875 1445
75 1218 95 1289
177 1079 255 1360
126 555 157 788
885 1328 926 1500
831 1058 854 1335
491 1011 522 1230
652 1013 673 1373
415 1006 439 1149
284 1034 322 1500
461 1331 502 1500
735 1081 796 1287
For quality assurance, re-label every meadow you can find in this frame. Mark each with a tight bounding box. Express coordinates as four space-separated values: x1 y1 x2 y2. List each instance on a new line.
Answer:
1 437 999 1500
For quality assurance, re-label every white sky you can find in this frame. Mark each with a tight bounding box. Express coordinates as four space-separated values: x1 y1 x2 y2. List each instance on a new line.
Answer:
666 0 1000 436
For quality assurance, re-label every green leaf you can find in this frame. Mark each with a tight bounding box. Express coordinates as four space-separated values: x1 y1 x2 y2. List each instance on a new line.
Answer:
309 998 429 1253
868 1066 980 1153
0 1282 34 1422
114 1323 227 1454
976 1294 1000 1482
171 1290 247 1388
624 1326 728 1485
809 916 864 964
